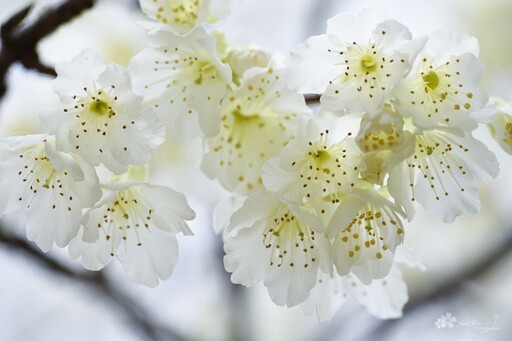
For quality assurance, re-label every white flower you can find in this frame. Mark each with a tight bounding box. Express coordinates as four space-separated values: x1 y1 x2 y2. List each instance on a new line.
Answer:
356 107 415 185
328 188 405 284
300 264 408 323
286 6 422 115
42 49 165 174
139 0 235 36
130 26 232 140
224 191 331 307
388 128 499 223
202 66 310 195
0 134 101 251
140 0 210 35
69 182 195 287
488 97 512 154
393 31 488 131
262 118 362 204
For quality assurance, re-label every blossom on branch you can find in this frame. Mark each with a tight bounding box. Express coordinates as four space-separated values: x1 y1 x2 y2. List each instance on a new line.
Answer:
42 50 165 174
130 26 232 140
69 182 195 287
0 135 101 251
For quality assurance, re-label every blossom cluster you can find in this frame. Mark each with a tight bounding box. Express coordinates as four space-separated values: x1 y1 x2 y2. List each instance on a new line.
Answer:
208 6 501 321
0 37 196 288
1 1 510 322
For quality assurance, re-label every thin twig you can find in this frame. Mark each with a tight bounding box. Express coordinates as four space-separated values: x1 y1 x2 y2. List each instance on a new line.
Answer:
0 228 189 341
305 93 321 104
0 0 95 98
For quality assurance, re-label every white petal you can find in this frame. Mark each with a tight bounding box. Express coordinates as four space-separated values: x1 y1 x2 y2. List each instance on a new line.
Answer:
68 229 118 271
212 194 245 235
424 30 479 60
224 222 269 287
326 6 387 44
116 227 179 287
345 264 408 319
140 184 196 235
300 271 349 323
285 34 342 93
227 192 280 233
264 261 318 307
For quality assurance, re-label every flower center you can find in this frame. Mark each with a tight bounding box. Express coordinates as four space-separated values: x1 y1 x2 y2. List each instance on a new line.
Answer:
359 126 400 152
89 100 109 116
194 60 216 85
225 110 265 148
312 149 333 172
156 0 201 28
360 55 377 73
99 187 154 253
422 71 440 90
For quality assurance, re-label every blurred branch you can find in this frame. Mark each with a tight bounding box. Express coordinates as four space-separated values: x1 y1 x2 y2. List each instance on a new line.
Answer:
0 0 96 98
214 232 253 341
316 229 512 340
0 227 189 341
366 229 512 339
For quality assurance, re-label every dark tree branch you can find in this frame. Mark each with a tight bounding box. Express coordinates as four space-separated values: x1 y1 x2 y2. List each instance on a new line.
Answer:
0 0 96 98
305 93 321 104
0 227 189 341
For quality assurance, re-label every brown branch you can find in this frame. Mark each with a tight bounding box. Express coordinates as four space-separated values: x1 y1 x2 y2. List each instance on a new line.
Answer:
0 227 189 341
305 93 321 104
0 0 96 98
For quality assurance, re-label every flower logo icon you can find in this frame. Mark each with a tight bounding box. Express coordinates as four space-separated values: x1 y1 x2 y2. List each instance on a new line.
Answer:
435 312 458 329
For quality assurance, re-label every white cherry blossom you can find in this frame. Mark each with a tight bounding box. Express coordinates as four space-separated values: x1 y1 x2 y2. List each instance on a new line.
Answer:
286 6 422 115
69 182 195 287
262 118 362 204
42 49 165 174
393 31 488 131
130 26 232 140
388 128 499 223
328 188 405 284
356 107 415 185
488 97 512 154
202 66 310 195
224 191 331 307
0 134 101 251
139 0 235 36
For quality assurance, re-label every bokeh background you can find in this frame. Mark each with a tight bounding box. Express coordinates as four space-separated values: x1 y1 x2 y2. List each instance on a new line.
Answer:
1 0 511 340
